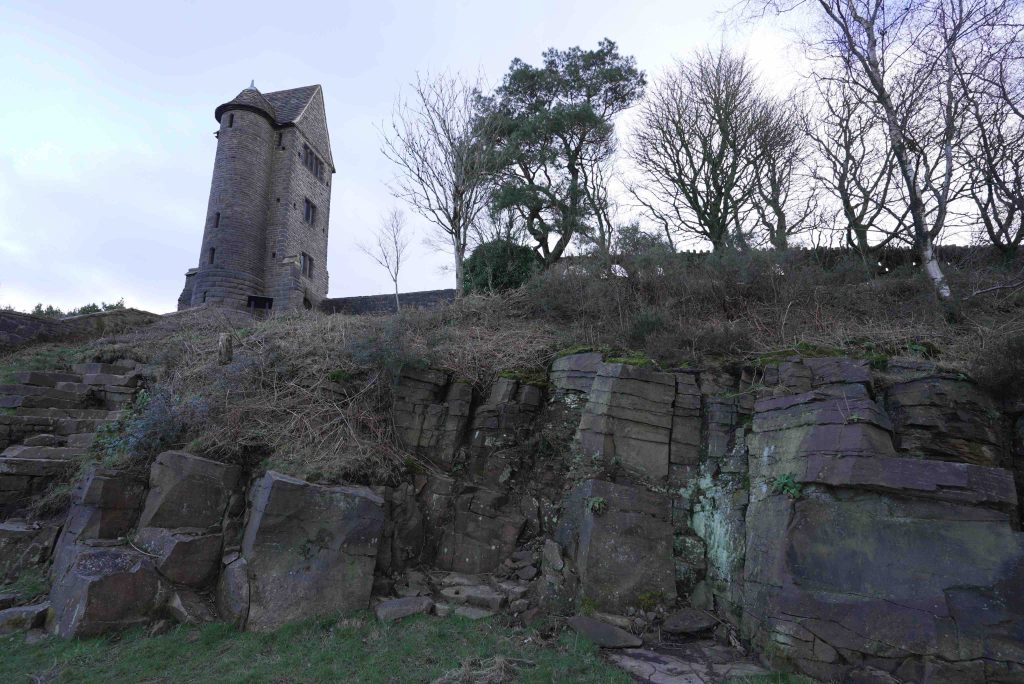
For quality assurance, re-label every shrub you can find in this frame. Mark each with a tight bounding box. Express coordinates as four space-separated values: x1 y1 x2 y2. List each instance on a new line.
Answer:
463 240 538 294
970 334 1024 401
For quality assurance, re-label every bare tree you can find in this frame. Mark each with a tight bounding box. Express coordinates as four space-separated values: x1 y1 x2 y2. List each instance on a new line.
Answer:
359 209 410 312
381 73 493 295
629 49 765 251
745 0 1020 299
956 17 1024 253
749 95 819 249
807 76 908 259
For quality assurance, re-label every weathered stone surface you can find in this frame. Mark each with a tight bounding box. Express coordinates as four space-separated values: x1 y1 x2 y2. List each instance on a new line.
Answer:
555 479 676 611
48 547 166 638
742 371 1024 681
137 451 241 530
801 454 1017 507
663 608 717 635
465 377 544 485
885 375 1002 466
0 521 59 581
374 483 425 575
216 556 249 628
567 615 642 648
392 367 471 469
241 471 385 631
578 363 676 481
134 527 222 587
550 352 604 394
374 596 433 622
167 588 216 624
50 468 147 582
804 357 871 388
436 488 525 574
670 373 702 487
439 584 505 610
607 645 770 683
0 602 49 634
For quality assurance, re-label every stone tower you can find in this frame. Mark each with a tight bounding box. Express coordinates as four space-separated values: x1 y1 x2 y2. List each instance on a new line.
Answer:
178 83 334 312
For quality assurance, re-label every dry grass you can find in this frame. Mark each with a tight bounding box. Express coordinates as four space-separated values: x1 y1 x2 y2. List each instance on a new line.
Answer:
67 249 1024 484
86 296 559 484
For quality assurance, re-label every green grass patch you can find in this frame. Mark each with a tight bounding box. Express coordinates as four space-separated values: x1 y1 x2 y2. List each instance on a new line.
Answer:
0 567 48 603
0 612 629 684
0 343 91 384
497 368 550 388
723 674 817 684
605 352 656 368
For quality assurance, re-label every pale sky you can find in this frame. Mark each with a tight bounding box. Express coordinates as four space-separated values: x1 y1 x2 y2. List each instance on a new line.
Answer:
0 0 799 314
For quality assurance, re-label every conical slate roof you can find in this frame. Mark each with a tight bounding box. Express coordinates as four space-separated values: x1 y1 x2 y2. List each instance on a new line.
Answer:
214 85 278 123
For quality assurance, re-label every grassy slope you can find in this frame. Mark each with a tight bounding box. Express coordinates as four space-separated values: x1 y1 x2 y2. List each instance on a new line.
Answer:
0 613 630 684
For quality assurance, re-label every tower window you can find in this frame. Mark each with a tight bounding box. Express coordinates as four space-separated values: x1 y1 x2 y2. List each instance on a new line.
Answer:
304 198 317 225
214 212 221 228
301 252 314 278
209 247 216 265
228 113 234 128
302 144 325 181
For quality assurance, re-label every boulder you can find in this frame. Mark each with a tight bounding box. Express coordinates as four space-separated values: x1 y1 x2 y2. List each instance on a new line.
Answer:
439 584 505 610
240 471 385 631
216 555 249 628
0 602 48 634
0 521 60 581
555 479 676 612
663 608 718 635
374 596 434 622
567 615 642 648
50 468 147 581
47 547 166 638
134 527 222 587
167 588 216 625
137 451 241 530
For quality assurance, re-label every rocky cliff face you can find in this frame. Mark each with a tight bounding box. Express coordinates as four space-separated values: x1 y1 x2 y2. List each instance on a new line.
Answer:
1 352 1021 682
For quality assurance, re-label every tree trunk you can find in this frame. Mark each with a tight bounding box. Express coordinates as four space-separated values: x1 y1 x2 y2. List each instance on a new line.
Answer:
394 281 401 313
454 253 465 297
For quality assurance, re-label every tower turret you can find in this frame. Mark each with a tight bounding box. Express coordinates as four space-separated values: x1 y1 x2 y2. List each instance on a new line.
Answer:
178 83 334 312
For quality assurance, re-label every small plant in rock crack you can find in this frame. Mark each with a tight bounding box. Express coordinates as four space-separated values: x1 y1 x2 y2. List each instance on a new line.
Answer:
637 591 664 612
771 473 803 499
587 496 607 515
579 596 598 616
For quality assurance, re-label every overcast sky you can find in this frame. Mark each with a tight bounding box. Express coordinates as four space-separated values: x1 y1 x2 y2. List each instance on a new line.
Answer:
0 0 800 314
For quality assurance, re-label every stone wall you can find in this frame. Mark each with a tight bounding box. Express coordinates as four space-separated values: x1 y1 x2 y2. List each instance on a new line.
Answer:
320 289 456 315
0 309 160 351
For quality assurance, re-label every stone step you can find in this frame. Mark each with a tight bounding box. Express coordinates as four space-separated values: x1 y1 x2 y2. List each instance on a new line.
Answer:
23 434 61 447
11 371 83 388
1 445 87 461
0 384 87 403
66 433 97 449
80 373 140 388
0 458 71 478
0 395 82 410
72 362 137 376
54 418 113 436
